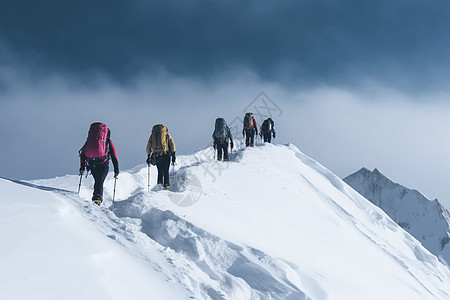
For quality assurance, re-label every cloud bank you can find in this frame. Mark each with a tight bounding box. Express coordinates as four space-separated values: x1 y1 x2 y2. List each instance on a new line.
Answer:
2 0 450 92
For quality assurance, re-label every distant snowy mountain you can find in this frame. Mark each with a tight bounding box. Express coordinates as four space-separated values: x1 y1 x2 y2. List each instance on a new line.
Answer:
2 144 450 299
344 167 450 266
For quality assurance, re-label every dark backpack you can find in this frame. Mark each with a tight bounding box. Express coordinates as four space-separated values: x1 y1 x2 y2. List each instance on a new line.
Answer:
213 118 228 140
243 113 254 129
83 122 110 161
262 118 273 132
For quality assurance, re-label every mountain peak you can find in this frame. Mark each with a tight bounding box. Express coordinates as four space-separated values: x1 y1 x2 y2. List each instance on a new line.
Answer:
355 167 385 178
372 168 382 175
344 167 450 265
347 167 397 191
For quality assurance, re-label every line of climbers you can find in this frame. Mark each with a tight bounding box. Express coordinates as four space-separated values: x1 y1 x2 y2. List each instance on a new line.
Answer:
78 114 276 205
243 113 276 146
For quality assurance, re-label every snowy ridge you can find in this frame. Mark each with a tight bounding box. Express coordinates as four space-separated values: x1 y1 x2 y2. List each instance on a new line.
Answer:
113 195 308 299
344 167 450 266
2 144 450 299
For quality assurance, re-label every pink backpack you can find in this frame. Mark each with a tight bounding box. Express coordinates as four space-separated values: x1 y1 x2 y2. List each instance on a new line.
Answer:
83 123 109 160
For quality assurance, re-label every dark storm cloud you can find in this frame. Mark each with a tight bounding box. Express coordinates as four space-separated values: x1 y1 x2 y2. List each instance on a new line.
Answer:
1 0 450 90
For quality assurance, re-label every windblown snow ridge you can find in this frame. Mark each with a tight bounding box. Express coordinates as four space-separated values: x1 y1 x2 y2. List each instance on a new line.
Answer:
113 193 310 300
21 143 450 299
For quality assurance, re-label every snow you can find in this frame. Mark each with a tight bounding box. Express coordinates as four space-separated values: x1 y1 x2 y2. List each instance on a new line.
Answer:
344 167 450 266
0 178 186 300
2 143 450 299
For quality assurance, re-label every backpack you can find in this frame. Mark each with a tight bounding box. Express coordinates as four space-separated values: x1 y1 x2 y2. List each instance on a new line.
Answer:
243 113 254 129
151 124 170 155
262 118 273 132
83 122 109 161
213 118 228 140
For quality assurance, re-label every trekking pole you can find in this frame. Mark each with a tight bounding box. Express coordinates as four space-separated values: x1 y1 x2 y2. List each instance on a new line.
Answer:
147 164 151 192
230 144 233 161
112 177 117 204
171 162 177 188
77 174 82 194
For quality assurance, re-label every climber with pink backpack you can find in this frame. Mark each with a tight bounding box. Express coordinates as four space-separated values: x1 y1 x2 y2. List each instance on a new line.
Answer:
79 122 119 205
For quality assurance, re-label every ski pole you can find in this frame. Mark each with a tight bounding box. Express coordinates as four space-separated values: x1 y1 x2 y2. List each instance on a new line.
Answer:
112 177 117 204
147 164 151 192
77 174 82 194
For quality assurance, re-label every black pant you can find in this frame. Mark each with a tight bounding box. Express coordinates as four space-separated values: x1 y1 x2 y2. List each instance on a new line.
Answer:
263 132 272 143
156 153 171 187
90 162 109 200
245 129 255 147
216 140 229 161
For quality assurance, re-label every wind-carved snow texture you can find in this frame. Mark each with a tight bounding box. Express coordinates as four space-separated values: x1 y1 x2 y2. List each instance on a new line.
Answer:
4 143 450 299
344 167 450 266
113 195 310 300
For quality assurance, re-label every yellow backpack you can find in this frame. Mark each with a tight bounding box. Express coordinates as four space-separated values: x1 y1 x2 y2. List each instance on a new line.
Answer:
151 124 170 155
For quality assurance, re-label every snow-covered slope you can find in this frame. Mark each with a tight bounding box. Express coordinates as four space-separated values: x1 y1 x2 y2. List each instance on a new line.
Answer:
2 144 450 299
0 178 187 299
343 167 450 266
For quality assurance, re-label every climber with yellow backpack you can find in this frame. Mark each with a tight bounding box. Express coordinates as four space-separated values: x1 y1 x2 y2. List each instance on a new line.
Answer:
146 124 176 190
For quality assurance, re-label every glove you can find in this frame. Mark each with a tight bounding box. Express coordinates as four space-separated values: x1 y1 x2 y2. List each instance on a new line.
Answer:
255 129 258 136
230 142 234 150
259 132 262 138
114 171 119 179
79 168 84 175
273 132 276 138
213 143 216 150
171 152 176 164
146 155 151 165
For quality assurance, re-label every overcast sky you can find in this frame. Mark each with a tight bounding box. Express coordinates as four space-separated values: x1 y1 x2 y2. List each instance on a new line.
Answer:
2 0 450 208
